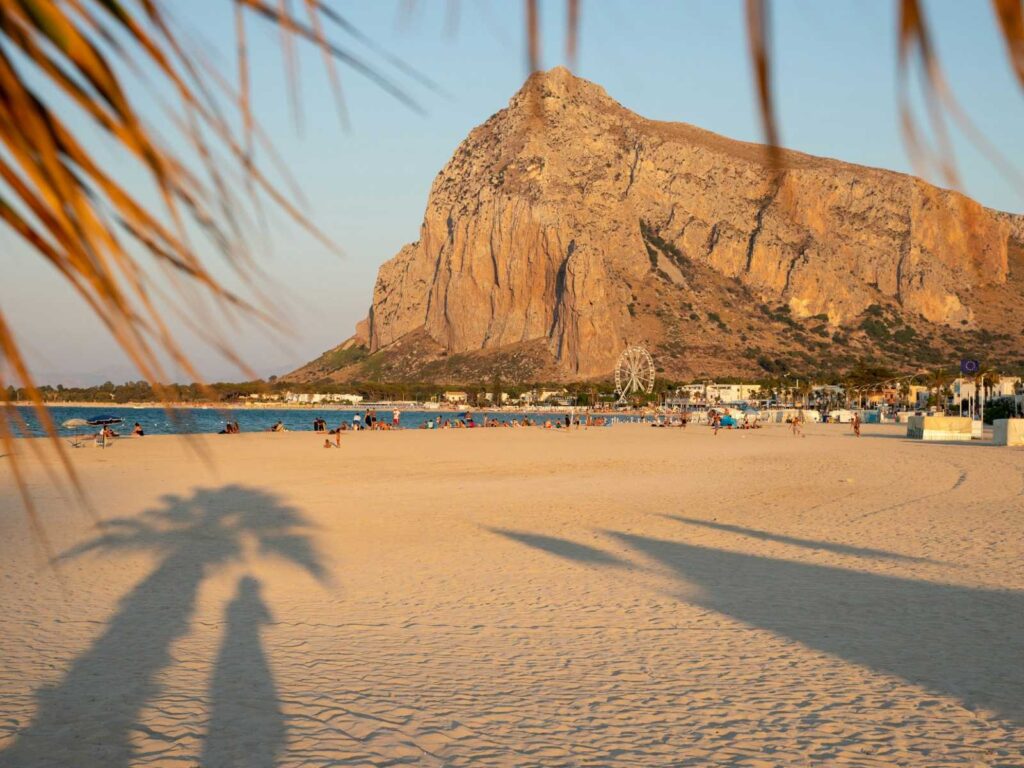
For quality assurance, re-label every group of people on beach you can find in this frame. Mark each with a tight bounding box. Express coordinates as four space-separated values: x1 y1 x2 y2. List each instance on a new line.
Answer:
316 410 611 447
98 407 868 444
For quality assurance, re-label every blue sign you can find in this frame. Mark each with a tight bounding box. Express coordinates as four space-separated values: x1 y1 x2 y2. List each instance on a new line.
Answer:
960 359 980 375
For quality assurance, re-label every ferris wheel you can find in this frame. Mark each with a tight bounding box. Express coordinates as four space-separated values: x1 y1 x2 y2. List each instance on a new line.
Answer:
614 345 656 403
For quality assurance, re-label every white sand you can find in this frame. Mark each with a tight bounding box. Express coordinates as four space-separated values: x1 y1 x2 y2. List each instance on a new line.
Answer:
0 422 1022 766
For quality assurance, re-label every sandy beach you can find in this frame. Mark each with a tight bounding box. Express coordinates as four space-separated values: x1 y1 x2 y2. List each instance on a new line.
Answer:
1 422 1022 766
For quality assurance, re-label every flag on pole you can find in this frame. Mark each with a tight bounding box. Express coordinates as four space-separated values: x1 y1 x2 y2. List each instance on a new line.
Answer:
960 359 980 375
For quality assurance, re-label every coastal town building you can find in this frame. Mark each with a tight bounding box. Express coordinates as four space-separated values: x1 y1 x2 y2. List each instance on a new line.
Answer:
518 388 570 405
480 392 511 404
951 376 1022 403
282 392 363 405
674 383 762 404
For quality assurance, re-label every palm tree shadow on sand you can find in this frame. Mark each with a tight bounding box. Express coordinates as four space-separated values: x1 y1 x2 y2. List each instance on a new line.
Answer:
0 484 327 768
487 526 1024 727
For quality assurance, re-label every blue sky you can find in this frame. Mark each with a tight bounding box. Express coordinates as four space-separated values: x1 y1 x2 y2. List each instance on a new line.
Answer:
3 0 1023 384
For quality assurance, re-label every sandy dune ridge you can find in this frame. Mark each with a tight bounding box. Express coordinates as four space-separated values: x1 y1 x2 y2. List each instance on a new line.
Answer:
0 423 1022 766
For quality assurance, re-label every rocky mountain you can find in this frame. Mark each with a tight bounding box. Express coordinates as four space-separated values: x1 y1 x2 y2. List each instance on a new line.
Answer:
289 67 1024 385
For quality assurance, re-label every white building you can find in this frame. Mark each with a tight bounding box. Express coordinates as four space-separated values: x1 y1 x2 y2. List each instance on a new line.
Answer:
952 376 1022 403
480 392 510 404
283 392 363 405
327 393 363 405
675 383 762 404
519 388 569 404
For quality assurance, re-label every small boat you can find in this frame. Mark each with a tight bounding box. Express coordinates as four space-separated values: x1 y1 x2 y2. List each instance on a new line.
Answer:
86 415 124 426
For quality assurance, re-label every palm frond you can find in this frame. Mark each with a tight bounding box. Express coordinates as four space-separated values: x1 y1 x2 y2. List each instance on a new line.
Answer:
0 0 428 555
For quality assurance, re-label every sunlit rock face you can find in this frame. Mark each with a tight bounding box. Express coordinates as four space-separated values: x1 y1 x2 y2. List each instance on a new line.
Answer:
354 67 1024 380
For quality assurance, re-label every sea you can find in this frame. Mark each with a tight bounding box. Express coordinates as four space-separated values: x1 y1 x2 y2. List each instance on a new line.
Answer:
10 405 620 438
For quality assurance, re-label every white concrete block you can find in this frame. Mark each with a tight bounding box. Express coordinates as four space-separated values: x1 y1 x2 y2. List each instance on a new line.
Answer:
993 418 1024 446
907 415 973 442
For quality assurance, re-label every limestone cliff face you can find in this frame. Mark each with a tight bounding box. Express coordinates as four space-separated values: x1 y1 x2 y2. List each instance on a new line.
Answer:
357 67 1024 380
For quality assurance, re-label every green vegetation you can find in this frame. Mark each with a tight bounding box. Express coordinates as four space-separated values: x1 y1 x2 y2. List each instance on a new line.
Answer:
982 398 1020 424
892 326 917 344
705 311 727 330
312 344 369 371
859 317 891 341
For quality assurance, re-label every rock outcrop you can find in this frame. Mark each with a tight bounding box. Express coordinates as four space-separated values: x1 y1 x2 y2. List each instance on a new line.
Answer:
292 67 1024 384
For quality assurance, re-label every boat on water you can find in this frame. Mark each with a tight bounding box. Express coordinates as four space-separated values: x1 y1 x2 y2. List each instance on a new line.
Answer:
85 415 124 426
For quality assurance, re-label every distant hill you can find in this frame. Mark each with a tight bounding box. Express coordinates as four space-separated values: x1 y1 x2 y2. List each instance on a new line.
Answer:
288 67 1024 385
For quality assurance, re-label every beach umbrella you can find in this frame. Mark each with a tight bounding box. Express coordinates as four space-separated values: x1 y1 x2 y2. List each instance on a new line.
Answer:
61 418 90 429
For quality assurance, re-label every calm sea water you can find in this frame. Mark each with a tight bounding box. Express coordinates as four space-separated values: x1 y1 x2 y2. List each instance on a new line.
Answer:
11 405 621 438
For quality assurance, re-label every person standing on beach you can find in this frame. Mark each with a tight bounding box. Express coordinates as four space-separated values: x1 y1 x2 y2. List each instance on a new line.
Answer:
792 410 804 437
852 411 861 437
392 409 400 429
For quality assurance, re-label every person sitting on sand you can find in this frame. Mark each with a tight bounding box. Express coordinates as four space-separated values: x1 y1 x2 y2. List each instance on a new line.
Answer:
132 422 144 437
270 420 286 432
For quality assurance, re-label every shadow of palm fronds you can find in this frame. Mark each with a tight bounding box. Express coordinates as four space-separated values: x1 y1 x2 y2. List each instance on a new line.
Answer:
0 484 328 768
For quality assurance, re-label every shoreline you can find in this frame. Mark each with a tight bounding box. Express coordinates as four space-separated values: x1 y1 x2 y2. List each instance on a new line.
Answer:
8 400 617 413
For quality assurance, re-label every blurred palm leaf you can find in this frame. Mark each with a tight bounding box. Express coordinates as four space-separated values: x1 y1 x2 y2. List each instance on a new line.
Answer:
0 0 426 557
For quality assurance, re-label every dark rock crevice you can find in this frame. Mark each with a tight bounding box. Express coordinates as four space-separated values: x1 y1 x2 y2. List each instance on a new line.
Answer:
745 177 783 274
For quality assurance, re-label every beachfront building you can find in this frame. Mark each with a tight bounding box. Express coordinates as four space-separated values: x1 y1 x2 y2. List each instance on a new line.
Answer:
674 382 761 404
480 392 511 404
325 393 363 405
239 392 282 403
519 388 570 405
284 392 320 404
952 376 1022 403
282 392 363 405
442 391 469 404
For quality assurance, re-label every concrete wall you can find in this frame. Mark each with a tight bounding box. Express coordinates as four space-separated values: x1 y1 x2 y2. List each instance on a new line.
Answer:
906 416 973 441
993 418 1024 446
